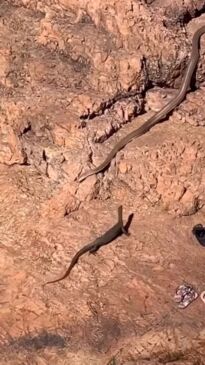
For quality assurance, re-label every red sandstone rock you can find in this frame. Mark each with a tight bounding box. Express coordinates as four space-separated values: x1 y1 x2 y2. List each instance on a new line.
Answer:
0 1 205 364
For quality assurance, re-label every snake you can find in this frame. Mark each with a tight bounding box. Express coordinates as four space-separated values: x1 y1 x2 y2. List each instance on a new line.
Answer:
78 25 205 182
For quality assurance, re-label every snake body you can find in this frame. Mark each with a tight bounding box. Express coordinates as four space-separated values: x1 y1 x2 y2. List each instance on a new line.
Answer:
78 26 205 182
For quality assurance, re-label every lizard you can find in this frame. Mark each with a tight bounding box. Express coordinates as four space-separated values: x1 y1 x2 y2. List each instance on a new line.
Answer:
43 205 129 285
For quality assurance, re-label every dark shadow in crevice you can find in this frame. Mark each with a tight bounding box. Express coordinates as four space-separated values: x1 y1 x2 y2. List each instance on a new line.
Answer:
5 331 68 351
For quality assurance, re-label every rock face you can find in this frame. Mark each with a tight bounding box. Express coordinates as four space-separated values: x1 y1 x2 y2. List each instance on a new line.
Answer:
1 1 205 364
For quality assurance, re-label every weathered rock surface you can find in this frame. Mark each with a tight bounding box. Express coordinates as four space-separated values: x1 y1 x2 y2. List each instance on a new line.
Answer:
1 0 205 364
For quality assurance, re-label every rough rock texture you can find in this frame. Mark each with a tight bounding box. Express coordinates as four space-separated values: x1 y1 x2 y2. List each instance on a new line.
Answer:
1 0 205 364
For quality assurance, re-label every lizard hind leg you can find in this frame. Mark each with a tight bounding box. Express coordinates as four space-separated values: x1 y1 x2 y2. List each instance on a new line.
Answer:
89 243 100 254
